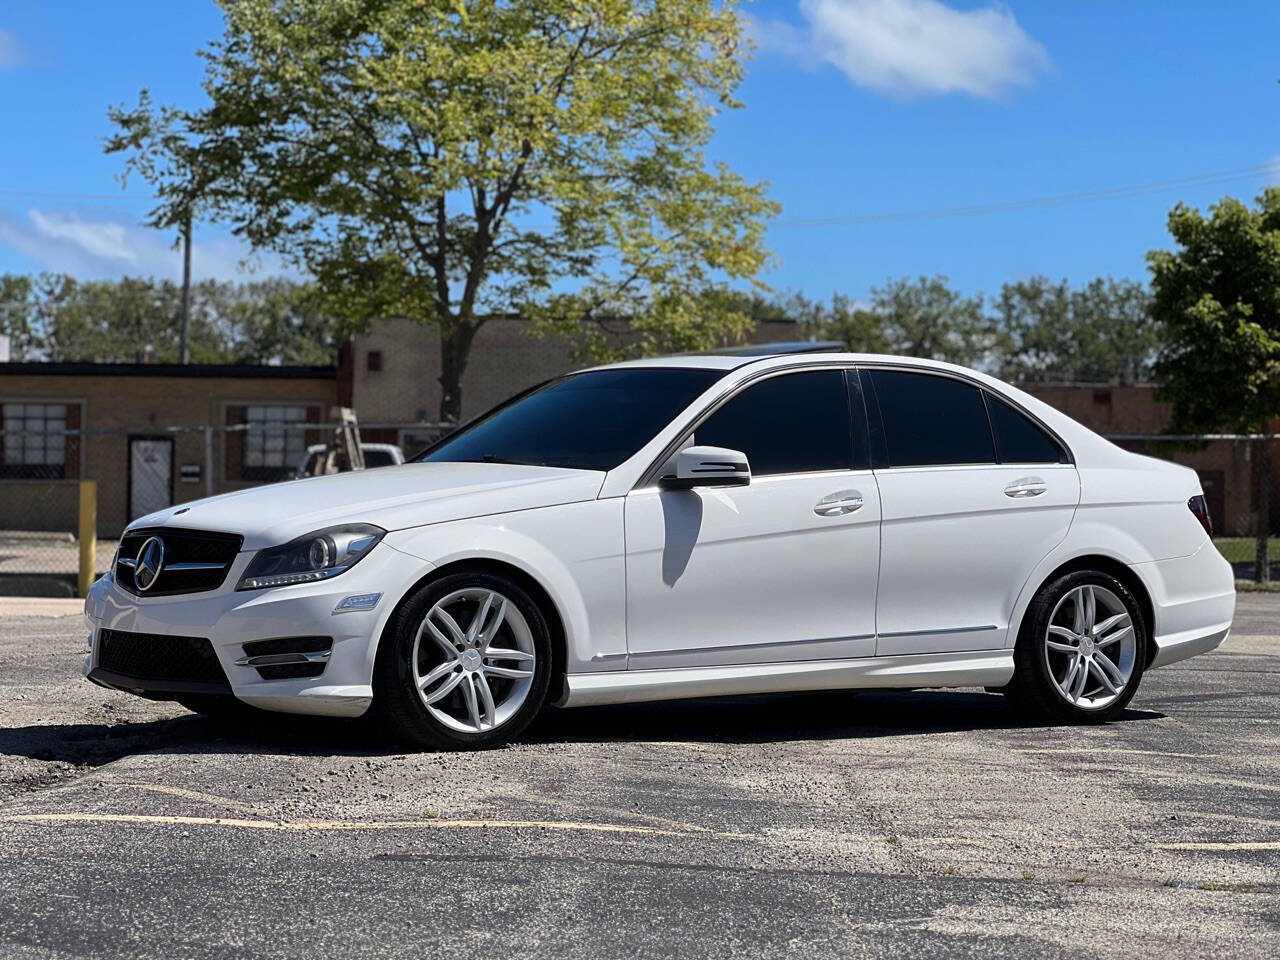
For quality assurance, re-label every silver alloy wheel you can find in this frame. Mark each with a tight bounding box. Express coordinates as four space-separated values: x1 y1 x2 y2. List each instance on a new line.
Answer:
411 587 537 734
1043 583 1137 710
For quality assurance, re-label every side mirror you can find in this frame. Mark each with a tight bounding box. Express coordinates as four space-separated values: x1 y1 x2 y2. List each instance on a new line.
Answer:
661 446 751 490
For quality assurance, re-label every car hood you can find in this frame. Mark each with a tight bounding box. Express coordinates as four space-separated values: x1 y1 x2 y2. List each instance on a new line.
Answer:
128 462 606 550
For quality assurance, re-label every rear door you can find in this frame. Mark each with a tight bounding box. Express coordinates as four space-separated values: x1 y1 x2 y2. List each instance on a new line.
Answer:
864 368 1080 656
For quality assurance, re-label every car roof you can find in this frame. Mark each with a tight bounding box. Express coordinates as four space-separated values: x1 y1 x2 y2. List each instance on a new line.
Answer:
589 349 976 375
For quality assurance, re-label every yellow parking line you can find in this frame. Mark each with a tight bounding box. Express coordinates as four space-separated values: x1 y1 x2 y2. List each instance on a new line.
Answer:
108 783 266 816
1012 748 1216 760
0 812 747 838
1153 841 1280 851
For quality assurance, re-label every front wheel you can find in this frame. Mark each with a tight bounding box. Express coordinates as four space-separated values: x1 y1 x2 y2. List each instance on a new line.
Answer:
1005 571 1147 724
373 572 552 750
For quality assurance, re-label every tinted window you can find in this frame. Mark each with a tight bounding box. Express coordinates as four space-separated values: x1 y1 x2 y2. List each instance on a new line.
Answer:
363 450 398 468
869 370 995 467
421 368 723 472
694 370 854 476
987 394 1065 464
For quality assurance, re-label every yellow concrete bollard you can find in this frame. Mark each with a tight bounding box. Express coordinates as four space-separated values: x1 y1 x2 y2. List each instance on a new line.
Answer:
78 480 97 598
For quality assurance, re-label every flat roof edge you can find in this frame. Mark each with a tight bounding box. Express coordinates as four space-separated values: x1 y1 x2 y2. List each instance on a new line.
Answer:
0 362 337 380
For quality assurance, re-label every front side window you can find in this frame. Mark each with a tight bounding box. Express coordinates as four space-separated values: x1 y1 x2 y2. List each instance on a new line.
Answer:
421 367 724 472
869 370 996 467
1 402 70 479
987 394 1066 464
242 404 311 482
694 370 855 476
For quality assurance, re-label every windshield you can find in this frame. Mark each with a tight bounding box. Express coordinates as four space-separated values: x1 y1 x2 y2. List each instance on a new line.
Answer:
418 367 724 472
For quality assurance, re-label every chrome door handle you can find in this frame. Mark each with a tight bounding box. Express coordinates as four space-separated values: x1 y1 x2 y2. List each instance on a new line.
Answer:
815 489 864 516
1004 477 1047 498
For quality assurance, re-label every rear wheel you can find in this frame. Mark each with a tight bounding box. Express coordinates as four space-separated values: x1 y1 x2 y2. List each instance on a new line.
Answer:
374 572 552 750
1006 570 1147 724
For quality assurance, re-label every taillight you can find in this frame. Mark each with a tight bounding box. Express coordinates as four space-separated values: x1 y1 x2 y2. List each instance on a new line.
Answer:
1188 495 1212 537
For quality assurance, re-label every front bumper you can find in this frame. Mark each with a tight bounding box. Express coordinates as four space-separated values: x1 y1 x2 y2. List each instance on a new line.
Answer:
83 543 428 717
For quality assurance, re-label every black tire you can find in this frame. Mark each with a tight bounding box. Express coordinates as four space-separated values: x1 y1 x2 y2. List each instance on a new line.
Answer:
1005 570 1148 724
373 571 553 750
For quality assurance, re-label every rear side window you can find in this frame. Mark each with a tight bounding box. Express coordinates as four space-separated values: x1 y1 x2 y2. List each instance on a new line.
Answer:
868 370 995 467
986 394 1065 464
694 370 855 476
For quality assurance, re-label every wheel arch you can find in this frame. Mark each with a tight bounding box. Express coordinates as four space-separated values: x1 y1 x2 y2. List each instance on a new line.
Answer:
374 557 570 705
1014 554 1157 665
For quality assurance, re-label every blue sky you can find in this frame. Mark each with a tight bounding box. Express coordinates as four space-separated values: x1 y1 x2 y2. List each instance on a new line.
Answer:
0 0 1277 301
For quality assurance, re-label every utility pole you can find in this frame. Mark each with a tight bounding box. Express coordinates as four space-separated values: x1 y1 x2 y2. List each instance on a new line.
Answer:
179 213 192 364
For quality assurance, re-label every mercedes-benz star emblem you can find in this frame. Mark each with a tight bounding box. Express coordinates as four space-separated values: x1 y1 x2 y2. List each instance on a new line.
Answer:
134 536 165 592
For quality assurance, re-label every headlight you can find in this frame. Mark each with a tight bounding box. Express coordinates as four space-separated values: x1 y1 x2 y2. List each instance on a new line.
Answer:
236 524 385 590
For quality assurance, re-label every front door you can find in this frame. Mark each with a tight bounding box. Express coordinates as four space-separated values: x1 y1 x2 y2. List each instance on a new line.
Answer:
624 369 881 669
128 436 174 521
864 369 1080 656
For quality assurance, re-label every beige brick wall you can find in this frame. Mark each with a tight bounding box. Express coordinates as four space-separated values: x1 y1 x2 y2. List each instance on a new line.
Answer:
0 370 337 536
1020 382 1270 537
350 317 803 423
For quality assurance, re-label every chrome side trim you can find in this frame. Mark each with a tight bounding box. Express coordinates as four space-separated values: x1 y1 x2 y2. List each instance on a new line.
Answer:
877 624 998 639
560 650 1014 708
629 632 875 659
234 650 333 668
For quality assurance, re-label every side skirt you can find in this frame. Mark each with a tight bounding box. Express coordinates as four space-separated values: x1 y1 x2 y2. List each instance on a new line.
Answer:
560 650 1014 708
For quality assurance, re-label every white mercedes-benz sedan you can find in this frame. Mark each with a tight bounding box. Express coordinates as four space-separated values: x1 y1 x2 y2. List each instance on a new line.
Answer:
84 350 1236 748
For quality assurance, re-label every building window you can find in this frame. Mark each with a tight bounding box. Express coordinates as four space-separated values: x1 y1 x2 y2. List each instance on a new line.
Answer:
367 350 383 372
1 402 77 479
239 404 311 483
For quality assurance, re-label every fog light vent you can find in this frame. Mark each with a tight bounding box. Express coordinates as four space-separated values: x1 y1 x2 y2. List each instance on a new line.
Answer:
237 636 332 680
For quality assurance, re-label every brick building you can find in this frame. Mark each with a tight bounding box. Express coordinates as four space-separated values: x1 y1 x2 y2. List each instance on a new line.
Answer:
0 362 337 535
1021 382 1276 537
339 315 805 452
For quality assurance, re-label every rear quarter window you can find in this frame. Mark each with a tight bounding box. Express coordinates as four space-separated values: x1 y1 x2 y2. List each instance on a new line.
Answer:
986 394 1066 464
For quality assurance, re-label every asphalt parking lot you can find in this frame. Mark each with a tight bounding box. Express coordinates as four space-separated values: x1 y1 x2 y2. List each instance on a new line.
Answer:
0 596 1276 958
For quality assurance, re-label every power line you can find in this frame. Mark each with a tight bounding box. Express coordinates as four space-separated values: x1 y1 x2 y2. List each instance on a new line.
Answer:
0 160 1275 228
0 188 152 202
773 162 1280 228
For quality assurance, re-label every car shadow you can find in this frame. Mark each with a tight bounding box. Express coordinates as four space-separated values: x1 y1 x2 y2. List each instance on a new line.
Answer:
0 689 1166 766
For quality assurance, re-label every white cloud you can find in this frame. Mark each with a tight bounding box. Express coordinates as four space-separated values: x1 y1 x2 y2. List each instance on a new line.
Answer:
743 14 813 63
0 28 22 70
752 0 1050 99
0 208 291 282
28 211 136 264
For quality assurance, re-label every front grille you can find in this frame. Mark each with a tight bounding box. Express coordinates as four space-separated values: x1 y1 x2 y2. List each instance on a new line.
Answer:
115 527 243 596
97 628 229 689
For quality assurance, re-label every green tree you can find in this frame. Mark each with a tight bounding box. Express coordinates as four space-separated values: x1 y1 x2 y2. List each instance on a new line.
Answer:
1148 190 1280 580
0 274 37 359
218 279 348 366
786 291 889 354
994 276 1156 384
107 0 777 421
0 273 340 365
869 275 990 366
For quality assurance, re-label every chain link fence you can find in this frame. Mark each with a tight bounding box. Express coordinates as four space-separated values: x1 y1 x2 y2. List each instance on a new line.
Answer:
0 420 451 596
1 421 1276 595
